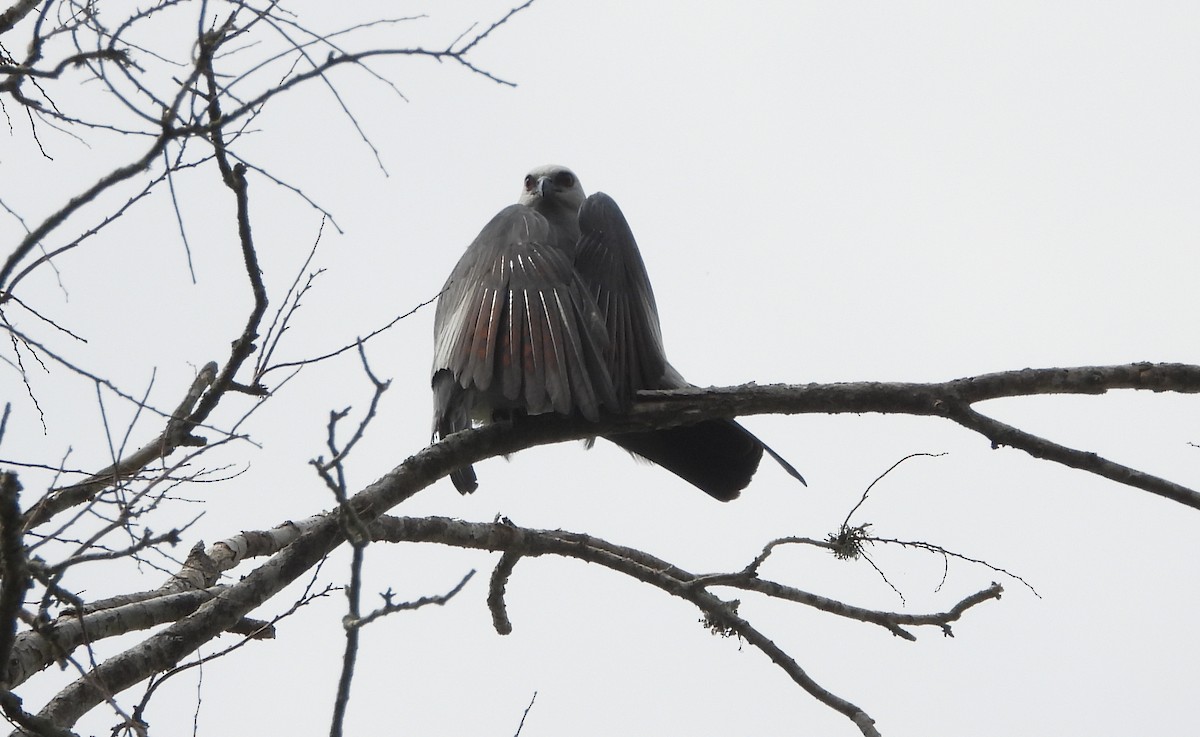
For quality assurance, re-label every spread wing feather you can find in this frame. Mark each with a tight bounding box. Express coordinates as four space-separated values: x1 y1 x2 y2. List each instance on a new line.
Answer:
432 205 616 438
574 192 669 401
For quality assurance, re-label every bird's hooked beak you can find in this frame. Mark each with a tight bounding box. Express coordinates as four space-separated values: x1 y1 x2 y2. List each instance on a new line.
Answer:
534 176 555 199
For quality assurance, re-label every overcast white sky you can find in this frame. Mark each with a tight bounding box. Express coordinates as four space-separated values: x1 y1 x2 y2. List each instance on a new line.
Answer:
4 2 1200 736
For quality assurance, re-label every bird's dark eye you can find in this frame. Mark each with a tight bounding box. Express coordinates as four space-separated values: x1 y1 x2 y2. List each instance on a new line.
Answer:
524 174 535 191
554 172 574 188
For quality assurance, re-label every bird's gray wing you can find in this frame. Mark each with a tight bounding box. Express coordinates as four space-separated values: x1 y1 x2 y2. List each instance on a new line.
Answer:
432 204 617 429
574 192 668 403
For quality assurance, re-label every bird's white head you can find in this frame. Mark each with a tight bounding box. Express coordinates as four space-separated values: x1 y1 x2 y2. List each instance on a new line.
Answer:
518 164 586 214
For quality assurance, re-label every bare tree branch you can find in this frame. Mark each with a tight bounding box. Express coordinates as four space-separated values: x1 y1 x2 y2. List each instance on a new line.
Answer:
12 360 1187 732
415 363 1200 512
369 515 967 737
0 471 28 671
21 363 218 531
0 0 41 36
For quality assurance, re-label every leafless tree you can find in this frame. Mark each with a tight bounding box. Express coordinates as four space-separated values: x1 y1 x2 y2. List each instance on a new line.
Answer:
1 3 1197 737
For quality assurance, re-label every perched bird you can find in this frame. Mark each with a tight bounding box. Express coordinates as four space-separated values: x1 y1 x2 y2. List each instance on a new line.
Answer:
431 165 803 500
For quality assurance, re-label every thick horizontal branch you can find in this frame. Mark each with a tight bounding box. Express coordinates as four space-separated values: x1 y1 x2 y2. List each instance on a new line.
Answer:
432 362 1200 510
631 362 1200 418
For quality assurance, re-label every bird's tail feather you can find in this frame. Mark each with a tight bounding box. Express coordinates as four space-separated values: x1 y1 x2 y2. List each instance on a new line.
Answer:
760 439 806 486
605 419 765 501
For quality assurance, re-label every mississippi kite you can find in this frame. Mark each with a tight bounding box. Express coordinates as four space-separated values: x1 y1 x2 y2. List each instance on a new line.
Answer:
432 165 803 500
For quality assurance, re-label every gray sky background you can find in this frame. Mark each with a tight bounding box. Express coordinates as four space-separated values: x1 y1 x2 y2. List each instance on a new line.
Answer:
3 2 1199 735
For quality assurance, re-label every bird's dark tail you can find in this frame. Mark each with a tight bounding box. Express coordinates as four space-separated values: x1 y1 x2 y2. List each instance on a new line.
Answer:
605 419 775 501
